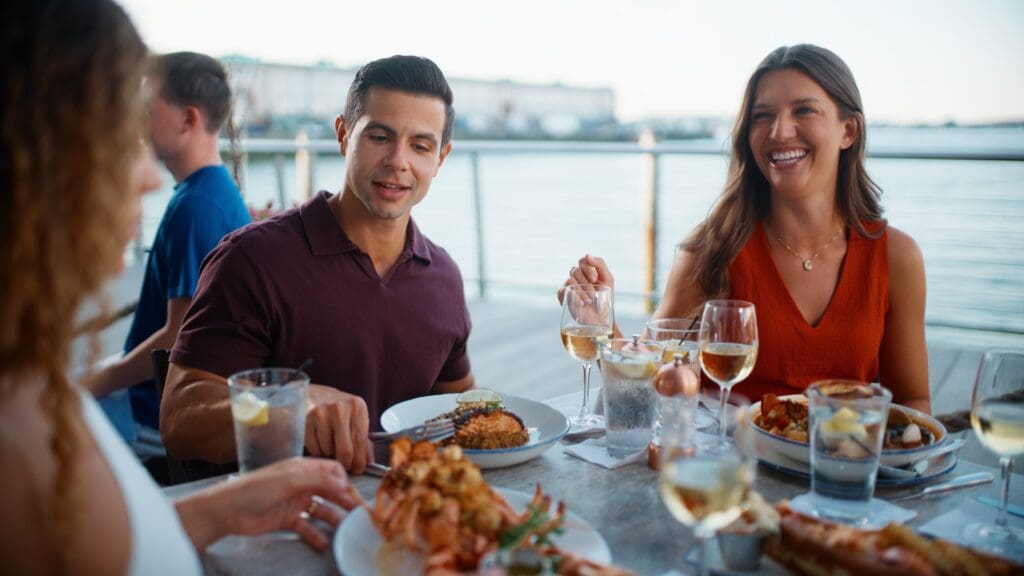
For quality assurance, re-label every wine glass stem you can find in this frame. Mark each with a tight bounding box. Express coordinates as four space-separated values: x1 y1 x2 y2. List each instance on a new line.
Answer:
579 362 593 420
997 456 1013 528
718 387 732 442
695 534 709 576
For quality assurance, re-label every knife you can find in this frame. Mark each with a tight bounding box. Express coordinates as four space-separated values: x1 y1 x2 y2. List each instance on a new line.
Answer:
890 472 994 503
978 496 1024 519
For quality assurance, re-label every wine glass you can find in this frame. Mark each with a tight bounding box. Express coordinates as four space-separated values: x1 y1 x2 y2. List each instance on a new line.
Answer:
658 395 755 576
699 300 758 444
560 284 614 430
964 350 1024 557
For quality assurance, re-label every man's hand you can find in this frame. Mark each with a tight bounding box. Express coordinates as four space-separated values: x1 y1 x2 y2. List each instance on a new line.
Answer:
305 385 371 473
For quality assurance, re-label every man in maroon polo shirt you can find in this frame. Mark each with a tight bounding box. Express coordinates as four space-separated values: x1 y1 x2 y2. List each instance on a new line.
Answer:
161 55 474 473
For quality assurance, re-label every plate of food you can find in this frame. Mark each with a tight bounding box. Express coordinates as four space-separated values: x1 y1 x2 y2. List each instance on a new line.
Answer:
750 393 948 467
766 501 1022 575
334 438 615 576
380 390 570 469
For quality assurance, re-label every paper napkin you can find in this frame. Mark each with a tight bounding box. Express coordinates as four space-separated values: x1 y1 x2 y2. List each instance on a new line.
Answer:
563 438 646 469
789 492 917 529
918 498 1024 562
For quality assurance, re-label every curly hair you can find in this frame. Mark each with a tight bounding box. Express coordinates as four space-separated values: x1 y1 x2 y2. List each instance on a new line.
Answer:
684 44 884 298
0 0 147 568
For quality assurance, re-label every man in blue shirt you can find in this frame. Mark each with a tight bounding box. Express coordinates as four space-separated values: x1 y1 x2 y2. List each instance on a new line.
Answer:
91 52 251 448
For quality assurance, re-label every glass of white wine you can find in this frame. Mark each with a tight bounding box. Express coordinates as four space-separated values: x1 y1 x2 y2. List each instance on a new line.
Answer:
699 300 758 444
964 350 1024 557
658 395 755 576
560 284 614 430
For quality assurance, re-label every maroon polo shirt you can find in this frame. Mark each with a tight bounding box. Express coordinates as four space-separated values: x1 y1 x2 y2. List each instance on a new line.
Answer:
170 191 472 429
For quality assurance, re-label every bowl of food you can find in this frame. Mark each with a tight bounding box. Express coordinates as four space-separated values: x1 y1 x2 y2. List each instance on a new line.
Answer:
749 393 947 467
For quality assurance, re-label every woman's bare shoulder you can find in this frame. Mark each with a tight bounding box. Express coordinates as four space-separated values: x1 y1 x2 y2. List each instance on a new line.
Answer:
885 225 925 278
0 379 59 574
0 380 131 575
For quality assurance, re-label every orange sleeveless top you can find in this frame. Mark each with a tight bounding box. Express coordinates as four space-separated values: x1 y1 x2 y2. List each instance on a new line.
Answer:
726 221 889 401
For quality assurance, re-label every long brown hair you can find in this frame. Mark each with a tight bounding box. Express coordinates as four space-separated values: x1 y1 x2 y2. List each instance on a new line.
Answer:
0 0 147 566
684 44 885 297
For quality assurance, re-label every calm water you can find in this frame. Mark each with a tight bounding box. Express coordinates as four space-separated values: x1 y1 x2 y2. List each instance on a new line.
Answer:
137 126 1024 347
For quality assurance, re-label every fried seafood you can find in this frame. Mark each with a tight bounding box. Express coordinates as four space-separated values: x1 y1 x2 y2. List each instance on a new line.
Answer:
444 407 530 449
757 394 810 442
430 389 530 450
365 438 632 575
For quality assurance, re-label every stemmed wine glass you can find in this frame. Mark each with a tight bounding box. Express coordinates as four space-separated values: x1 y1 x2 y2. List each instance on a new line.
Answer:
560 284 614 430
658 395 755 576
964 350 1024 557
699 300 758 444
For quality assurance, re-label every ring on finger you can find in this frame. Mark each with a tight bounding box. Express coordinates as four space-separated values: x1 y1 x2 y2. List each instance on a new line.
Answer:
569 265 579 277
306 498 320 516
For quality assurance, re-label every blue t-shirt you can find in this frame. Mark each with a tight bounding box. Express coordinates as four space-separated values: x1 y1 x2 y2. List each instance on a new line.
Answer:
99 165 251 442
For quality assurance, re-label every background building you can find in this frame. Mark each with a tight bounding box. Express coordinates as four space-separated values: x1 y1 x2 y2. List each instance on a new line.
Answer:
224 56 621 139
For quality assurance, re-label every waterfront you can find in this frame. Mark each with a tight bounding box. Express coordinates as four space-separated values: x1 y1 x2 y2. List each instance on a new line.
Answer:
135 126 1024 348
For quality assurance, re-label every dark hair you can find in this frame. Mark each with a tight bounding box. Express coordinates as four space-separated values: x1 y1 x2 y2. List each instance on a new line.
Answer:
153 51 232 133
685 44 884 298
344 55 455 146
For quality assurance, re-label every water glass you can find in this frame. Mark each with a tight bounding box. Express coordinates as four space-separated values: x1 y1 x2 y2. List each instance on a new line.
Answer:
229 368 309 474
646 318 702 443
599 337 663 457
807 380 891 525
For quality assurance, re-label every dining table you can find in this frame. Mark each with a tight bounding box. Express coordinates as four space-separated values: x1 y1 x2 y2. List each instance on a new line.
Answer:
162 389 1024 575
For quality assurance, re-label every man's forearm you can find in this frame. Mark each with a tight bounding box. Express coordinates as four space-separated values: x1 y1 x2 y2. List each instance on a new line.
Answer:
161 377 238 463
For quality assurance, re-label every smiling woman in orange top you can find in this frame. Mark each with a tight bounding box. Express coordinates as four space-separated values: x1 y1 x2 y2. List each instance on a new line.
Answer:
562 45 930 413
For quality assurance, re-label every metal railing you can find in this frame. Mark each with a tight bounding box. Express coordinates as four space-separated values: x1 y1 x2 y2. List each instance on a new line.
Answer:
211 136 1024 334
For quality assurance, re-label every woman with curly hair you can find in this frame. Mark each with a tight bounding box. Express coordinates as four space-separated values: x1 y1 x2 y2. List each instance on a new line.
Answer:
562 45 930 413
0 1 358 573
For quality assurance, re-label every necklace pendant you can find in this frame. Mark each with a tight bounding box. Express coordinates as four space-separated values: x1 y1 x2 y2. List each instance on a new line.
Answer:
802 260 813 271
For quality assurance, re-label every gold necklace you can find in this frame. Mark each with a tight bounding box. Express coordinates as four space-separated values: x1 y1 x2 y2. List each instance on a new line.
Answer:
773 228 843 271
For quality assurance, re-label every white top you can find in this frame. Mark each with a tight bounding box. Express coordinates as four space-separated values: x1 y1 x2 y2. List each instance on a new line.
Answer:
80 390 202 575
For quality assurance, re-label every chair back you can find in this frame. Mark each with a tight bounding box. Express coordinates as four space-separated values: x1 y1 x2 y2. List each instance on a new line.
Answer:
151 349 237 484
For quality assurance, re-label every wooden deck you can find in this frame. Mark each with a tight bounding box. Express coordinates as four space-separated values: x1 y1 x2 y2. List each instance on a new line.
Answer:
74 262 1014 469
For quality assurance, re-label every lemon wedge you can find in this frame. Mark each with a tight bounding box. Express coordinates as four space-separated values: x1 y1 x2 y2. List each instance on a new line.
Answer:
457 388 502 406
232 391 269 426
610 360 658 379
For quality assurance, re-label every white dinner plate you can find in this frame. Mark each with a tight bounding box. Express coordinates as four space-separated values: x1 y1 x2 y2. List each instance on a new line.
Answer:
749 395 948 467
380 394 569 469
333 488 612 576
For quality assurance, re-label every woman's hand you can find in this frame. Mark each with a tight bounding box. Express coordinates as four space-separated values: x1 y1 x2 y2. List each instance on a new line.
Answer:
557 254 615 304
176 457 361 552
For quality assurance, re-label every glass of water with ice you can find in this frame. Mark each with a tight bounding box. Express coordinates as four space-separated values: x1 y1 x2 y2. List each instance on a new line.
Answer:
599 336 663 458
229 368 309 474
807 380 892 525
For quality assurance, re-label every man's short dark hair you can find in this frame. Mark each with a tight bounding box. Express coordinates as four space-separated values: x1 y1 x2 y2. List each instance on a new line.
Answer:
153 52 232 133
344 55 455 147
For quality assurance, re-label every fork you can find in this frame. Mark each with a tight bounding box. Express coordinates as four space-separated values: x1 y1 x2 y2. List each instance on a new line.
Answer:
368 418 455 443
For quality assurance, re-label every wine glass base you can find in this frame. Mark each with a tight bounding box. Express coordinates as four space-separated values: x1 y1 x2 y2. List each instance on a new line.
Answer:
568 413 605 432
963 521 1024 557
